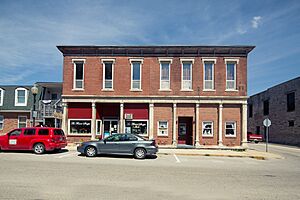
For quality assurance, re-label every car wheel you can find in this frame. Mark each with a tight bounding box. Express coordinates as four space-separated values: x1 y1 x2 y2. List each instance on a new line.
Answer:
255 141 259 144
33 143 45 154
85 146 97 157
134 148 146 159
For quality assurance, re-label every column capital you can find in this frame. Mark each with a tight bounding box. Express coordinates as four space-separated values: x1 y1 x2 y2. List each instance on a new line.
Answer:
149 103 154 107
196 103 200 108
92 101 96 107
173 103 177 108
120 103 124 107
62 102 68 108
219 103 223 108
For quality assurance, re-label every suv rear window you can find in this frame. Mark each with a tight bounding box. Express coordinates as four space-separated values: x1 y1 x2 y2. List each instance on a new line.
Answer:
54 129 65 136
38 129 49 136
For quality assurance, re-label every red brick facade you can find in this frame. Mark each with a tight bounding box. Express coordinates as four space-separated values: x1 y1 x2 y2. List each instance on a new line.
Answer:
58 46 254 147
0 112 31 135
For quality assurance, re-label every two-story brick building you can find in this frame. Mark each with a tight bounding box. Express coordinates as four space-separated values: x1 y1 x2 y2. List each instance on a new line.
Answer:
57 45 255 147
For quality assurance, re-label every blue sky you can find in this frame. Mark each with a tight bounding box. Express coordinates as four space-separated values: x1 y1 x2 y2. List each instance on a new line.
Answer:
0 0 299 95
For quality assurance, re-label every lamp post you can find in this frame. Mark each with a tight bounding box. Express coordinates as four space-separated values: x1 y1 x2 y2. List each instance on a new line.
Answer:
31 84 38 127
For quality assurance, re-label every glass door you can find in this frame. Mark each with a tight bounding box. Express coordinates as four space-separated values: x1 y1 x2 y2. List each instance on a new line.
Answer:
103 120 119 138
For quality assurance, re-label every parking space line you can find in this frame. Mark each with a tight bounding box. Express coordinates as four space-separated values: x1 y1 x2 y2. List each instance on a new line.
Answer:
173 154 181 163
56 152 78 159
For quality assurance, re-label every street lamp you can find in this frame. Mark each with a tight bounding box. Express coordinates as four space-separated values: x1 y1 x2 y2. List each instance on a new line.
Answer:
31 84 38 127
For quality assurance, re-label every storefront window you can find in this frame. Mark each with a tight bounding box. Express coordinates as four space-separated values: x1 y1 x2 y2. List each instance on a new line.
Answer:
69 120 91 134
125 120 148 136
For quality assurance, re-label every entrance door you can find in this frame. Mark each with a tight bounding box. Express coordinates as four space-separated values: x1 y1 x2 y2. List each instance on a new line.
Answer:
103 120 119 138
178 117 193 145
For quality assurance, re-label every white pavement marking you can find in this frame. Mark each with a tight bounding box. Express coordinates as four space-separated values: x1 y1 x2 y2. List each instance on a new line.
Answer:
56 152 78 159
173 154 181 163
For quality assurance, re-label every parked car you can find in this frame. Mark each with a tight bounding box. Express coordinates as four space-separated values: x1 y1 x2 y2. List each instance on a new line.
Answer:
0 127 67 154
247 132 263 143
77 133 158 159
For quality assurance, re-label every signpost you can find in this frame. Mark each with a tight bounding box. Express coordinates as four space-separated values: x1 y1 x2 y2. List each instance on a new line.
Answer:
263 118 271 152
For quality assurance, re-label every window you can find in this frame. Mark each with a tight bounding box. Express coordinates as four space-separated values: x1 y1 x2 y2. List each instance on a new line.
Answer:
225 59 238 90
288 120 294 127
249 104 253 118
69 120 91 135
24 129 36 136
106 134 121 142
203 59 216 90
15 88 28 106
0 115 3 130
54 129 65 135
72 59 85 89
38 129 49 136
102 60 114 90
0 88 4 106
181 61 193 90
18 116 27 128
225 122 236 137
96 120 102 135
158 121 168 136
263 100 269 115
125 120 148 136
287 92 295 112
51 93 58 100
9 129 21 136
159 59 171 90
131 61 142 90
202 121 213 137
256 126 260 134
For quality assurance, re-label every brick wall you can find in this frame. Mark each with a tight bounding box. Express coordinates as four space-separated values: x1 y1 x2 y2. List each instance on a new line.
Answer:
63 56 247 97
199 104 219 145
248 77 300 146
0 112 31 135
222 105 242 146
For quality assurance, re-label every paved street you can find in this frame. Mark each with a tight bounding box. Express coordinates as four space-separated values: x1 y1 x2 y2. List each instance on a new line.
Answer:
0 145 299 200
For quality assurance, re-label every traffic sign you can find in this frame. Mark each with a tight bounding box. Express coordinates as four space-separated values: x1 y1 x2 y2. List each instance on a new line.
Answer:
263 118 271 127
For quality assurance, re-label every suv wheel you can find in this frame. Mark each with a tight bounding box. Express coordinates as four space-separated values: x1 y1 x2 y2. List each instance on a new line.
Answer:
134 148 146 159
33 143 45 154
85 146 97 157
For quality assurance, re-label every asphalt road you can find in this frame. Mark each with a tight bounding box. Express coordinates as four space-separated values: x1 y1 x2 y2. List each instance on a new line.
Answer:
0 144 299 200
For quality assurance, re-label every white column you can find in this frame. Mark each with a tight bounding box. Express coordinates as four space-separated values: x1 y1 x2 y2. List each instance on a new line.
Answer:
61 102 68 137
91 101 96 140
218 103 223 146
195 103 200 147
172 103 177 146
149 103 154 140
242 102 248 147
120 103 124 133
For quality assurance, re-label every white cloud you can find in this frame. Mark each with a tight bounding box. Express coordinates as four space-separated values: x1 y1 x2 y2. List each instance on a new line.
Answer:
251 16 262 28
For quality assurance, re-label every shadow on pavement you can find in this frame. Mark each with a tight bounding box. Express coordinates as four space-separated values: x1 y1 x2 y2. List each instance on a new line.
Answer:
0 149 69 155
77 153 157 160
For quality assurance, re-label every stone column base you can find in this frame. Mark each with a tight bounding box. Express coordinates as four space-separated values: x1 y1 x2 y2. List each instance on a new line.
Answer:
242 141 248 148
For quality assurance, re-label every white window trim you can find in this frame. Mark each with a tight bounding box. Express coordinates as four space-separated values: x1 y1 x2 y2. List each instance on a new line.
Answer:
14 88 28 106
96 119 102 135
130 59 143 91
68 119 92 136
225 59 238 91
157 121 168 137
180 59 193 91
225 121 237 137
0 115 4 130
202 121 214 137
202 58 216 91
101 59 115 90
124 119 149 136
72 59 86 90
0 88 4 106
159 61 171 91
18 115 27 128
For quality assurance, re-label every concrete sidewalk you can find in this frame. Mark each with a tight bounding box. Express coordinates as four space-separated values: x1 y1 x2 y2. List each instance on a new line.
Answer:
66 144 282 160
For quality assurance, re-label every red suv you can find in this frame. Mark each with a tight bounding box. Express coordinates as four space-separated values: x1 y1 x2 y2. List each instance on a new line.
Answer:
0 127 67 154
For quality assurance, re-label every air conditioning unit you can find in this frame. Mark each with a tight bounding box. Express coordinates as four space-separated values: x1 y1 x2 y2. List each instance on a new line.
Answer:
125 113 133 120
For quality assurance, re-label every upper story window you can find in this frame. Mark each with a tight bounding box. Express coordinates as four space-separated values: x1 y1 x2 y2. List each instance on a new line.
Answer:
181 59 194 91
159 59 172 90
287 92 295 112
102 59 115 90
248 104 253 118
263 100 269 115
202 58 216 90
0 88 4 106
72 59 85 90
15 88 28 106
225 59 239 91
130 59 143 91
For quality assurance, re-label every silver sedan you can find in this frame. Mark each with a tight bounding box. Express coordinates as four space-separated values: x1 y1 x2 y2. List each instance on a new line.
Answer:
77 133 158 159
